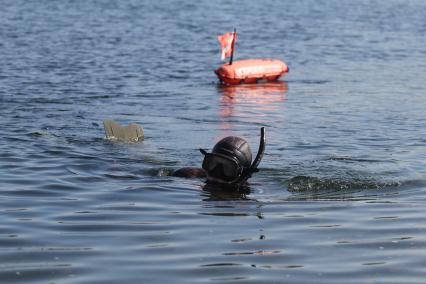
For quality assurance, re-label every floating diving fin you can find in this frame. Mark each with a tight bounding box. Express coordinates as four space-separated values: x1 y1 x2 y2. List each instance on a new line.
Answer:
103 120 144 142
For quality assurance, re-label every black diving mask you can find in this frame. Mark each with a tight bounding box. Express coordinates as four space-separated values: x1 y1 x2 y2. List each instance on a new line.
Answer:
201 152 244 183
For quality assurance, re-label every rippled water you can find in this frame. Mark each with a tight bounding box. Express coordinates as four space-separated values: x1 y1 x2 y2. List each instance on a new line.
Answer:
1 0 426 283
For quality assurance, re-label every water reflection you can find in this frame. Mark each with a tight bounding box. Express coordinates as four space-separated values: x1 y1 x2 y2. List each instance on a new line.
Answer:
201 183 251 201
218 81 288 108
217 81 288 130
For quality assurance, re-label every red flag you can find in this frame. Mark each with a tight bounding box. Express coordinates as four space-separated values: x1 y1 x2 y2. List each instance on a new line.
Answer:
218 32 236 60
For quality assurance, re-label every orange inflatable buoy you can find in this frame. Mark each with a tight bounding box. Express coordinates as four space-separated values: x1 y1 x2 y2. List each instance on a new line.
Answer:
215 59 289 85
216 30 289 85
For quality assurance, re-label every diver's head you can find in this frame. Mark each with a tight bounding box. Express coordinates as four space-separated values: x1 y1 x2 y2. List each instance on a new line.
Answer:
200 136 253 185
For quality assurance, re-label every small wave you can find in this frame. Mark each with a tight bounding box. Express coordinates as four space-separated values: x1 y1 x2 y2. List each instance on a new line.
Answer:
27 131 59 138
289 79 331 85
288 175 400 192
326 156 387 163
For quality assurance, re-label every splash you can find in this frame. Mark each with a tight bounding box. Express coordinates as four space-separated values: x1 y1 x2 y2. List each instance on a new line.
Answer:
288 175 401 192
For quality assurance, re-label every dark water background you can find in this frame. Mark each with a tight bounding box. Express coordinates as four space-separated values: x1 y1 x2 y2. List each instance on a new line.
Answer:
1 0 426 283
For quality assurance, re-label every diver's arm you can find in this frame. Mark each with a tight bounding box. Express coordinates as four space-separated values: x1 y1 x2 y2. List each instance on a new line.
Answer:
172 167 207 179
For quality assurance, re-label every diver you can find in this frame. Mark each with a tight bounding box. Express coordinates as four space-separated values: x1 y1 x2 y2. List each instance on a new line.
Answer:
102 120 265 189
173 127 266 189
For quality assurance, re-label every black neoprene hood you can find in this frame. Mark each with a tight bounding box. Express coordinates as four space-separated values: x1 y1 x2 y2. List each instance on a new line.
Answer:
211 136 252 169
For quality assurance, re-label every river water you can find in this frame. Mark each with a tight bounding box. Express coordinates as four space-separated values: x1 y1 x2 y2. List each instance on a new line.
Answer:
1 0 426 283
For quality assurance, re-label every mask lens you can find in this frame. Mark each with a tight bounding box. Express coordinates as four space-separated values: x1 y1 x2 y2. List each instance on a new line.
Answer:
202 154 240 181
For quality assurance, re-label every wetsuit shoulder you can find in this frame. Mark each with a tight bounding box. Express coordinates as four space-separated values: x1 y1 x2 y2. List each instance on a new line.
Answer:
172 167 206 178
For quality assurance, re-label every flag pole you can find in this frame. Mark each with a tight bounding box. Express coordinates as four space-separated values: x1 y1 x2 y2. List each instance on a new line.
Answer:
229 28 236 65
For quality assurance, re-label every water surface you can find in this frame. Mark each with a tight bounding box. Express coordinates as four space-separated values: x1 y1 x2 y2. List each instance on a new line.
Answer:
1 0 426 283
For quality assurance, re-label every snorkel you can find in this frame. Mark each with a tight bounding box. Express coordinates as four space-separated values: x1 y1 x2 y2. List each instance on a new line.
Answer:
236 127 265 186
200 127 266 188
